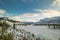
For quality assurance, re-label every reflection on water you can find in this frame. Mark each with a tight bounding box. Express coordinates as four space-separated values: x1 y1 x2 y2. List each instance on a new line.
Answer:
16 25 60 40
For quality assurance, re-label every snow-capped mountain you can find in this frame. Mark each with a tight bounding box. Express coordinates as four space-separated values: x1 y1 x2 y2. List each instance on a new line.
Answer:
34 16 60 24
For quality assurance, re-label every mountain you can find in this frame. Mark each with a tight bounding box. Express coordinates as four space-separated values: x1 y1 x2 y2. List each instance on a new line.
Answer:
0 17 33 25
34 16 60 24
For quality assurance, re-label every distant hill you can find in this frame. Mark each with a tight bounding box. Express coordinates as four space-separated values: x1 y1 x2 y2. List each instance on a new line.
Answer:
34 16 60 24
24 22 33 25
0 17 33 25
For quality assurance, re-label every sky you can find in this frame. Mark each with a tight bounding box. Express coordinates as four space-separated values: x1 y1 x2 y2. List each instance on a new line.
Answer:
0 0 60 22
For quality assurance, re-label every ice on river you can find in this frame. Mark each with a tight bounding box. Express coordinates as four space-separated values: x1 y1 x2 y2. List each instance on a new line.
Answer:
16 25 60 40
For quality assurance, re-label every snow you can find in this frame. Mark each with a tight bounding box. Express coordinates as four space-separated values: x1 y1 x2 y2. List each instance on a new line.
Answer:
16 25 60 40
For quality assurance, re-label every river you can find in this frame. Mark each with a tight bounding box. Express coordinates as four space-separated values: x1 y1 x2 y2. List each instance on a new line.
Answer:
16 25 60 40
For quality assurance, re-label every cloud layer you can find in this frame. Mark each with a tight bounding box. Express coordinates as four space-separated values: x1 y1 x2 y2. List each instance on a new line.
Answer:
12 13 41 22
12 9 60 22
52 0 60 6
0 9 6 14
35 9 60 18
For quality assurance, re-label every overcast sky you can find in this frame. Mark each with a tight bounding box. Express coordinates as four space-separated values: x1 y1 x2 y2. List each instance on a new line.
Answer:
0 0 60 22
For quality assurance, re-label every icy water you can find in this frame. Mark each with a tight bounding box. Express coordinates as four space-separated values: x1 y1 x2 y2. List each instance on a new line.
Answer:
16 25 60 40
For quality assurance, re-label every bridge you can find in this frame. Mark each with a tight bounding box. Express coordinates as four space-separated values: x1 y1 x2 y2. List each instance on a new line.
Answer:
48 23 60 29
34 23 60 29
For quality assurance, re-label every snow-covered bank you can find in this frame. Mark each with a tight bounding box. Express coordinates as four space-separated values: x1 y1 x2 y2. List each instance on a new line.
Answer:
17 25 60 40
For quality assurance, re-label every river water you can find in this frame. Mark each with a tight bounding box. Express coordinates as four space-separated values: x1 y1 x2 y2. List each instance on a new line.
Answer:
16 25 60 40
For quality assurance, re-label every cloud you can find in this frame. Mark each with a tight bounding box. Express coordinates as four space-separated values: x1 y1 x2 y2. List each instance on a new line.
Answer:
12 16 21 21
52 0 60 6
35 9 60 18
12 13 42 22
12 9 60 22
0 9 6 14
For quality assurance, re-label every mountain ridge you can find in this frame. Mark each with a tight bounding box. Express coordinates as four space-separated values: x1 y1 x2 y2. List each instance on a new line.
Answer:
34 16 60 24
